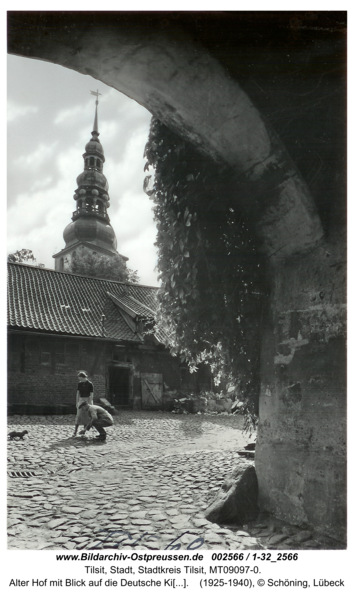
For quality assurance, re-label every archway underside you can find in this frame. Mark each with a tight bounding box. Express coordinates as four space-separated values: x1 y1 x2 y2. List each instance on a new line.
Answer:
8 11 346 544
8 11 326 261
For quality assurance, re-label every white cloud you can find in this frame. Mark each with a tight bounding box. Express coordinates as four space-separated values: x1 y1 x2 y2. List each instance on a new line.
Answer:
57 145 83 180
29 176 54 192
99 120 119 142
54 104 85 125
7 101 38 122
13 142 58 170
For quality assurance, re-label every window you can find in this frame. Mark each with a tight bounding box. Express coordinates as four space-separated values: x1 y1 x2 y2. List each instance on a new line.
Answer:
65 343 80 368
55 342 65 366
80 342 92 369
41 342 51 365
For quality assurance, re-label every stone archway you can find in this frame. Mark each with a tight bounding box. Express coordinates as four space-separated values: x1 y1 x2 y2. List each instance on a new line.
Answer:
8 11 346 543
8 11 323 260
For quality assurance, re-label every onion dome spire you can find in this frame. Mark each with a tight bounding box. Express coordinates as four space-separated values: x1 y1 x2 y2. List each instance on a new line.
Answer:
54 91 119 263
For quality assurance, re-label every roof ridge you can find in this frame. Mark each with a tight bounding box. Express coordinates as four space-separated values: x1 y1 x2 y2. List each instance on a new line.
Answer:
7 261 159 290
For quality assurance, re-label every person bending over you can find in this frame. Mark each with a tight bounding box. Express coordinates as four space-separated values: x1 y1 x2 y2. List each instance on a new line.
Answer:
77 402 114 441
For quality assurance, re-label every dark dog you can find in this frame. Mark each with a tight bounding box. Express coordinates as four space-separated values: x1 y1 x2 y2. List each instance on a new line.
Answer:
8 430 28 440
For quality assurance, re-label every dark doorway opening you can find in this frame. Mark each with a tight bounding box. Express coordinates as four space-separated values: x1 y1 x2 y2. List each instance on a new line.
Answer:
109 366 130 406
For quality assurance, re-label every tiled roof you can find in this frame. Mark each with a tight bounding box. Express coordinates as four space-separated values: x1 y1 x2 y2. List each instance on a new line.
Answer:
7 262 160 343
107 292 155 319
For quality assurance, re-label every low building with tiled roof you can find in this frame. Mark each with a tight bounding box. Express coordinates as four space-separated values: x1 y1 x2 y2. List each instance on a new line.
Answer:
7 262 189 413
8 262 160 341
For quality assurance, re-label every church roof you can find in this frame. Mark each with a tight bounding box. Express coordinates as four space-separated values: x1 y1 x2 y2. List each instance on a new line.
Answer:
7 262 161 344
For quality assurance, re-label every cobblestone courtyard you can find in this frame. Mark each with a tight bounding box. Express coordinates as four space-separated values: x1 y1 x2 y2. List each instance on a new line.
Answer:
7 412 338 551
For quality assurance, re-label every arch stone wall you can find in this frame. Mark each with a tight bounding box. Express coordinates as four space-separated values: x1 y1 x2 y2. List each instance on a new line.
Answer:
8 12 323 260
8 12 346 543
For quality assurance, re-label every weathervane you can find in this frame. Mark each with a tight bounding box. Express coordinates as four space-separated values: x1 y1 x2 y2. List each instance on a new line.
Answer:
90 89 102 105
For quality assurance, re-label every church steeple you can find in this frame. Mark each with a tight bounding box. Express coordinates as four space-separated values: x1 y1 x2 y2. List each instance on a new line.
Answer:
91 89 100 134
53 93 125 272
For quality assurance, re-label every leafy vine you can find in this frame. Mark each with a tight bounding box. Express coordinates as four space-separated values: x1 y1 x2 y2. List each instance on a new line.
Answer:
144 118 268 423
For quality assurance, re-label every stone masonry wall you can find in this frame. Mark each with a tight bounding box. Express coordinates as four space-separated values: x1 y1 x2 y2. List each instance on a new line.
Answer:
256 232 346 543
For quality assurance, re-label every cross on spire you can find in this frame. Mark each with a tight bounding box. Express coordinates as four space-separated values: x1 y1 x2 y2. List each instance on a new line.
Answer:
90 89 102 105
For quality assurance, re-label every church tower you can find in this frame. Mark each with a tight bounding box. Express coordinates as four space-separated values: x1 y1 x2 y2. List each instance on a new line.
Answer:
53 91 127 272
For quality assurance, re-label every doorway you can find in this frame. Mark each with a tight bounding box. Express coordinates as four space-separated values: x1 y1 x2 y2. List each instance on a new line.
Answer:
108 366 130 406
141 372 163 409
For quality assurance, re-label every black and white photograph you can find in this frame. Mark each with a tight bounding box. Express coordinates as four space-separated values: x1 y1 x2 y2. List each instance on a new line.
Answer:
6 8 350 594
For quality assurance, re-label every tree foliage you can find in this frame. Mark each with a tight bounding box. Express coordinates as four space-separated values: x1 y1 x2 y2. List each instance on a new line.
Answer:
8 249 43 266
144 118 268 419
69 247 139 284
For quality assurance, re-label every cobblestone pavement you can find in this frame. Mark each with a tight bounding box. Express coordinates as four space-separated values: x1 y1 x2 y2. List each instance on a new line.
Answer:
8 412 340 551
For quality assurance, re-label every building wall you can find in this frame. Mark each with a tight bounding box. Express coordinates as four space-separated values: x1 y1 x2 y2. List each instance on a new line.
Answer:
54 245 112 272
8 334 106 412
54 252 72 272
54 245 101 272
7 333 182 413
256 231 346 543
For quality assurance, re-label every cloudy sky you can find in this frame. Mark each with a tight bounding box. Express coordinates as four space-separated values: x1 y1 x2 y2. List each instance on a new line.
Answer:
7 54 159 286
